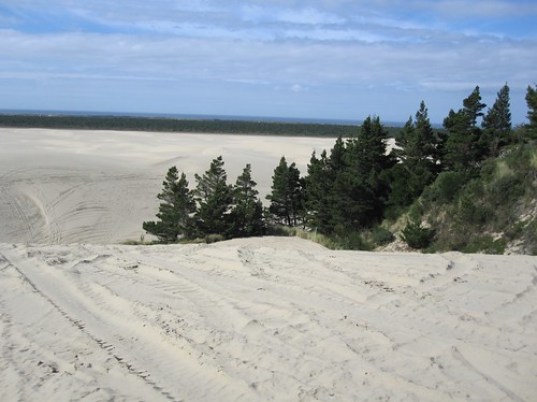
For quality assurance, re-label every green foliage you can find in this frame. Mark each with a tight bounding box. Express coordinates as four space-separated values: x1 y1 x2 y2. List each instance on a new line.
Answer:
331 116 394 230
461 236 507 254
386 102 440 217
482 84 512 156
143 167 196 243
401 219 435 249
267 157 305 227
369 227 395 247
526 85 537 130
305 150 337 233
230 164 265 237
145 158 267 244
416 141 537 253
0 114 389 138
454 181 491 227
333 231 373 251
139 83 536 254
194 156 234 236
422 171 470 205
273 226 343 249
442 86 487 170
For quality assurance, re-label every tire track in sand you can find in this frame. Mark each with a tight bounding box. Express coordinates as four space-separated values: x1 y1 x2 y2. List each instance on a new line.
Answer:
0 246 257 402
0 248 181 402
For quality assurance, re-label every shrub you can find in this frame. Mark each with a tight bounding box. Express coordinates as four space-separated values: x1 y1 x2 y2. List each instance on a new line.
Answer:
401 220 435 249
334 231 373 251
461 235 506 254
370 227 395 246
423 171 470 205
205 234 225 244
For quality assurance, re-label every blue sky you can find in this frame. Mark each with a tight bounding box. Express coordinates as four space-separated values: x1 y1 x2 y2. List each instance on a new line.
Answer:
0 0 536 124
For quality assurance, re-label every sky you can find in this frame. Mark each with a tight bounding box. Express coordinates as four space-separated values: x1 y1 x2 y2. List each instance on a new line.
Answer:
0 0 536 124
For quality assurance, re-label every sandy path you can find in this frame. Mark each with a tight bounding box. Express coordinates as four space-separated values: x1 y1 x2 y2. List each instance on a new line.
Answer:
0 128 340 244
1 237 535 401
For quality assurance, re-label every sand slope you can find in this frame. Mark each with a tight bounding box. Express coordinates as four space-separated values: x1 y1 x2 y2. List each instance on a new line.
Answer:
0 128 338 244
1 237 535 401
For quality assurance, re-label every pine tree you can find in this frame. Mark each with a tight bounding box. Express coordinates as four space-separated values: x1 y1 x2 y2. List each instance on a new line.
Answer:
388 102 438 215
305 150 336 233
331 116 393 230
414 100 438 167
463 85 486 127
194 156 233 236
526 85 537 138
394 116 415 159
267 156 304 226
329 136 347 174
288 162 305 226
443 86 487 170
482 84 511 156
143 166 196 242
230 164 265 237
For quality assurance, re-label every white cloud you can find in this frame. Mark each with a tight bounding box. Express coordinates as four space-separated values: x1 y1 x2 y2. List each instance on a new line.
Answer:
290 84 308 92
240 5 344 25
276 7 345 25
0 1 535 123
423 0 537 17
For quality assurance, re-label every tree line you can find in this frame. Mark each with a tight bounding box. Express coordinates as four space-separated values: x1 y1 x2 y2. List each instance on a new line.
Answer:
0 114 388 138
144 84 537 247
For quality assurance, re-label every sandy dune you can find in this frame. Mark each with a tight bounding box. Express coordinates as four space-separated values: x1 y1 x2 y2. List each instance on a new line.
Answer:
0 237 535 401
1 128 535 401
0 128 338 244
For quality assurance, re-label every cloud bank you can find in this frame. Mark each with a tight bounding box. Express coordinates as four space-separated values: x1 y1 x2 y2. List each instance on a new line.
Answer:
0 0 536 123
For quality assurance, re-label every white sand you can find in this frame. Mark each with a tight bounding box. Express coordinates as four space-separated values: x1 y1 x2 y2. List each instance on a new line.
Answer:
0 128 338 244
0 237 535 401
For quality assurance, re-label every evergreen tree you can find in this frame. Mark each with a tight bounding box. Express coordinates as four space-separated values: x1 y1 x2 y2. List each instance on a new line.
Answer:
394 116 415 158
267 156 304 226
267 157 291 226
387 101 438 215
331 116 393 230
194 156 233 236
305 150 336 233
415 100 439 167
443 86 487 170
526 85 537 138
304 136 353 234
143 166 196 242
463 85 486 127
288 162 306 225
230 164 265 237
396 103 437 165
482 84 511 156
328 136 347 174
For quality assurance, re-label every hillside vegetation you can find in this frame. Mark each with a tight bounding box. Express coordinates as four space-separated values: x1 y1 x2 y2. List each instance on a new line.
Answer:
405 141 537 254
141 84 537 254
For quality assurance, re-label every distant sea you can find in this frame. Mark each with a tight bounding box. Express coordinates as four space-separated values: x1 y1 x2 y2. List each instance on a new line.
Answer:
0 109 409 127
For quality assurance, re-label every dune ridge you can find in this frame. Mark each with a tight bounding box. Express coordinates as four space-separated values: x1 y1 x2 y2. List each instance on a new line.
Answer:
1 237 535 401
0 128 338 244
1 128 535 401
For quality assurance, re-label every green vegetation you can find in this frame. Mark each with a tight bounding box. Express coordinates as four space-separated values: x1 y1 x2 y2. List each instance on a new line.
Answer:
0 113 402 138
400 219 435 250
266 157 305 227
142 83 536 254
143 157 266 243
142 167 196 243
419 142 537 254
